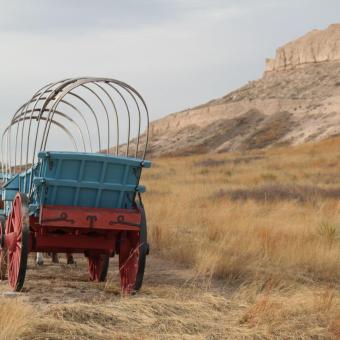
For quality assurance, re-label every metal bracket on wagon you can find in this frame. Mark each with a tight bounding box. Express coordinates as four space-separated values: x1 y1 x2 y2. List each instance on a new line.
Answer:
41 212 75 224
40 205 142 231
109 215 141 228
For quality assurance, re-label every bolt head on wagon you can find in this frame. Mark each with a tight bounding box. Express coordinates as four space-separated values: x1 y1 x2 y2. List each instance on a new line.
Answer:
0 77 151 294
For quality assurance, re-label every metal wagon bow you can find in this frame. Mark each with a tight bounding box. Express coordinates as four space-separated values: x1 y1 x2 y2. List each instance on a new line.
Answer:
0 77 151 293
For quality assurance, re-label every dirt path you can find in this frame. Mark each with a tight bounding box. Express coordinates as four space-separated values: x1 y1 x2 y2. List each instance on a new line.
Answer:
0 254 238 339
0 254 195 305
0 254 337 339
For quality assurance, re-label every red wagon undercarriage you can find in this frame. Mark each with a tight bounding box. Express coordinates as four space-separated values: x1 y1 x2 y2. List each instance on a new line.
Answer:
0 193 148 294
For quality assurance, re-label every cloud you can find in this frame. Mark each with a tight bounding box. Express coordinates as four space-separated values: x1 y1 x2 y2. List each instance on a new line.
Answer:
0 0 256 34
0 0 339 131
0 1 171 33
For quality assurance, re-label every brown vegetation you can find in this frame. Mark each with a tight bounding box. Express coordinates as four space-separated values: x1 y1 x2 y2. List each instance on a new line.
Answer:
143 136 340 338
1 137 340 339
0 299 33 339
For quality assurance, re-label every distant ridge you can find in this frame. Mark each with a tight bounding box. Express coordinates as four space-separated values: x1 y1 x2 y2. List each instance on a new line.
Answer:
121 24 340 157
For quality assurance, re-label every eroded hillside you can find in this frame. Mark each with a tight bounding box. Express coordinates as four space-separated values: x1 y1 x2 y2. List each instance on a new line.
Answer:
143 24 340 157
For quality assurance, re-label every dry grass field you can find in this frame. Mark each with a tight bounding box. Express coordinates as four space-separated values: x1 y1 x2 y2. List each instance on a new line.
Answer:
0 137 340 339
143 136 340 338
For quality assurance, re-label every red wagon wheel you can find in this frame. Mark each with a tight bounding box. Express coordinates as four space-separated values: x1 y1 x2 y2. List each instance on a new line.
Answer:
6 193 29 291
88 254 109 282
0 215 7 280
119 203 148 294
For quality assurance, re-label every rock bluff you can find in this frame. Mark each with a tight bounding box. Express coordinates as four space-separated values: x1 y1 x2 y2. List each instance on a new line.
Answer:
265 24 340 73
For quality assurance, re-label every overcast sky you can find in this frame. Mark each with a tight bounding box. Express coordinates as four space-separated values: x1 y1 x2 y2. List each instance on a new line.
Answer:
0 0 339 128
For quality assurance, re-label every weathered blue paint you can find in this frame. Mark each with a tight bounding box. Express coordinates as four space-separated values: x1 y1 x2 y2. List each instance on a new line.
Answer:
1 151 151 214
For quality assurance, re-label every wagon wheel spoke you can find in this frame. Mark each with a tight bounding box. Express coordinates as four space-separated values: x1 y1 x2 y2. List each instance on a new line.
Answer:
119 215 147 294
88 254 109 282
13 259 18 280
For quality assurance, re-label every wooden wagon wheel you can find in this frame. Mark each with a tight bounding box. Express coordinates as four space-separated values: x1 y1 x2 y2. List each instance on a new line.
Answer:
88 254 109 282
119 202 148 294
6 193 29 291
0 215 7 280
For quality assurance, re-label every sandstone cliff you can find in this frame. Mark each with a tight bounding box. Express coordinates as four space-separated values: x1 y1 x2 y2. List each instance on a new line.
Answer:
129 24 340 157
265 24 340 72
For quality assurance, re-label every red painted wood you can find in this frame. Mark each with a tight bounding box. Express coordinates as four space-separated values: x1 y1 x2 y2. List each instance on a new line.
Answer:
88 254 108 281
33 233 116 253
119 231 140 294
39 205 141 231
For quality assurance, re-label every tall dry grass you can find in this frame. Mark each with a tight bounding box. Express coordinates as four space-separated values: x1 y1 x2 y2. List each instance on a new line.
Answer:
21 286 340 339
142 137 340 337
143 139 340 284
2 137 340 339
0 299 33 339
